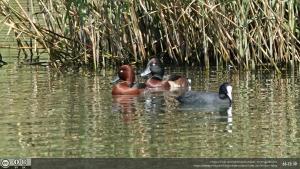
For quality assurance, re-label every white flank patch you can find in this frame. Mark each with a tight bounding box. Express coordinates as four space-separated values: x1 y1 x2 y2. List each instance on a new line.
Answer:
168 81 181 91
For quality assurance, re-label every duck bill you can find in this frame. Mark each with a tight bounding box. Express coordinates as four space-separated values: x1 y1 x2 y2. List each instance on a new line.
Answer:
226 86 233 102
111 76 120 84
140 66 151 77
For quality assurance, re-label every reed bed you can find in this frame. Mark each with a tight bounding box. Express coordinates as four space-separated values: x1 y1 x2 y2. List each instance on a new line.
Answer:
0 0 299 71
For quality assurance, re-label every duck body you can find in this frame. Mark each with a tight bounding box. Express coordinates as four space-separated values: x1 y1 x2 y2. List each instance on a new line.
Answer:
177 91 231 106
112 65 145 95
144 76 170 90
141 58 190 90
112 82 145 95
176 83 232 108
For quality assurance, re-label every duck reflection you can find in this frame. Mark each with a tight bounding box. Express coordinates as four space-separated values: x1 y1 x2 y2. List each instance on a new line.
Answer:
112 95 143 123
176 104 233 133
226 107 233 133
112 89 233 132
144 92 166 113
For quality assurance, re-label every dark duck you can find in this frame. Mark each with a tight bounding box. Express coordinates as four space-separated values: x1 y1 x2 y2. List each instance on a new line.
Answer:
140 58 190 90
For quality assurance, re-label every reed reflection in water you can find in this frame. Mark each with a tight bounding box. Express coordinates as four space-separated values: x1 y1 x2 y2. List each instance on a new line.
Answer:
0 53 299 157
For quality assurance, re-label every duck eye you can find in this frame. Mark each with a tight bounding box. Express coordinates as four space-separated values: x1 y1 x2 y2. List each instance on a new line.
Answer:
152 63 156 66
120 70 123 73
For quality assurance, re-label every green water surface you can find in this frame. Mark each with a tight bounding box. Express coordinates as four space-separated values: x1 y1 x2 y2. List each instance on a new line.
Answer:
0 49 299 158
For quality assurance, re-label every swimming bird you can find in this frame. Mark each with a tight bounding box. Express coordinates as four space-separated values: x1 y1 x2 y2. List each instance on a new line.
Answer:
176 83 232 107
140 57 190 90
112 65 146 95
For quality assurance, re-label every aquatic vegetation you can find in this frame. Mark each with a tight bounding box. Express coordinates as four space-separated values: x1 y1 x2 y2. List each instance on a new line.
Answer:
0 0 299 71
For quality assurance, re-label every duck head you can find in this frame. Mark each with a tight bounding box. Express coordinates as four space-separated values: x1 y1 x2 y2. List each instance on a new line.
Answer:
140 58 164 80
219 82 233 102
112 65 135 86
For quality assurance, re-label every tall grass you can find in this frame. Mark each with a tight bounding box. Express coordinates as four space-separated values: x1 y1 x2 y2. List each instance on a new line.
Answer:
0 0 299 71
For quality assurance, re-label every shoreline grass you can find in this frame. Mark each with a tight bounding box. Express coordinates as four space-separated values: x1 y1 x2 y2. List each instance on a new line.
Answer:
0 0 299 72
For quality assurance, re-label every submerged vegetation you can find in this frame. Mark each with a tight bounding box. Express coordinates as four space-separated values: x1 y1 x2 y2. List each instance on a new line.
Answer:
0 0 300 71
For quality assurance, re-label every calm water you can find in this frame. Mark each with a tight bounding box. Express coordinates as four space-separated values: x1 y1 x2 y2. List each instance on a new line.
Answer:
0 50 300 158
